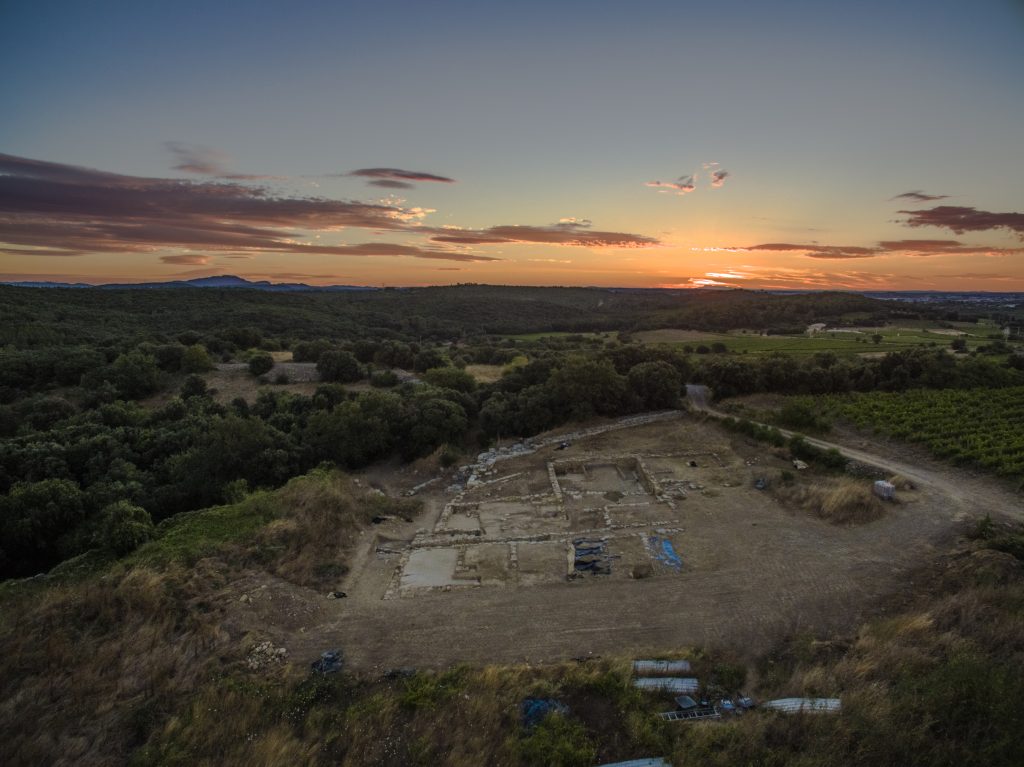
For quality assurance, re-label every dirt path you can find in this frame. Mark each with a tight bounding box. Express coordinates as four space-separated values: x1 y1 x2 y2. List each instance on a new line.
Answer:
686 385 1023 524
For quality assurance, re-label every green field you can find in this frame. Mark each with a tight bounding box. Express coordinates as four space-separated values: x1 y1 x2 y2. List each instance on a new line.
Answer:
801 387 1024 481
635 325 1000 356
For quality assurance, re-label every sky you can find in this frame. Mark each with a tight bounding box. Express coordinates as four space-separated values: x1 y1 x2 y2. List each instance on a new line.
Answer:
1 0 1023 290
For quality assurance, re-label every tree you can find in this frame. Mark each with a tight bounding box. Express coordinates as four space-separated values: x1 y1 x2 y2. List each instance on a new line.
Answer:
181 374 208 398
107 351 160 399
951 338 968 353
423 366 477 393
0 478 85 576
317 350 362 383
249 352 275 377
872 333 883 345
547 356 628 419
413 348 447 373
93 501 154 555
181 344 215 373
627 361 681 409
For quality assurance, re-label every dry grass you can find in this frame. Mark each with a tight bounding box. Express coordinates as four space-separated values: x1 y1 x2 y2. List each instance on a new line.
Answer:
775 477 886 525
3 467 1022 766
888 474 916 491
464 364 506 383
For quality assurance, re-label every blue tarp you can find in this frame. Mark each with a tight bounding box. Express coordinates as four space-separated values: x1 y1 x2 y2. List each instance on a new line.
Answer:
647 536 682 570
311 649 344 674
520 698 570 728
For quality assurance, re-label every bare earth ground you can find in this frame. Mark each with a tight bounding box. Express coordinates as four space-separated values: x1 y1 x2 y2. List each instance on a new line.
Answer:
219 409 1024 675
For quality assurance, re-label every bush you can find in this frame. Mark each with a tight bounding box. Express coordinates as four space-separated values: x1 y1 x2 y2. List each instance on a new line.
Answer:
248 353 274 377
94 501 155 555
370 370 399 388
317 351 362 383
181 345 215 374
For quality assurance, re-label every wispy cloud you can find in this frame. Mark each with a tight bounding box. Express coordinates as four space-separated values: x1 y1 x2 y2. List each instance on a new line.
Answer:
160 254 210 265
165 142 272 180
428 220 657 248
739 238 1023 259
646 163 729 195
745 242 879 259
645 176 695 195
900 205 1024 238
348 167 456 189
892 190 949 203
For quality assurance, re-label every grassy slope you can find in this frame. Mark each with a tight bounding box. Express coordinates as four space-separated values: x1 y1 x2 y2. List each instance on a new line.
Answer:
2 471 1023 766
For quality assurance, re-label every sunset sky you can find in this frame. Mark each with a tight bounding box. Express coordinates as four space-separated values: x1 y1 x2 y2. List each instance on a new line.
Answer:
2 0 1023 290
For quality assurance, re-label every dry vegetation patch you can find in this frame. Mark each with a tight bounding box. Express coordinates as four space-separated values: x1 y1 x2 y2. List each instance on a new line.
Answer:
775 477 886 525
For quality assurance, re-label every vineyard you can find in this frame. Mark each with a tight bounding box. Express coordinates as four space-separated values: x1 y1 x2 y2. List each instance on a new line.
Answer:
799 387 1024 482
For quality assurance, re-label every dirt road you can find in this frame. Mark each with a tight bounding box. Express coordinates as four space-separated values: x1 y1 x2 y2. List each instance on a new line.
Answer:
686 384 1023 523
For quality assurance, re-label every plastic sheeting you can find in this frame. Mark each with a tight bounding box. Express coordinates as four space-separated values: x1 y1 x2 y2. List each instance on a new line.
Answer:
633 659 692 675
632 677 699 694
762 697 841 714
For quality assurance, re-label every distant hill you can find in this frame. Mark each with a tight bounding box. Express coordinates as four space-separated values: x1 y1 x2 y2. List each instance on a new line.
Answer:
0 275 376 292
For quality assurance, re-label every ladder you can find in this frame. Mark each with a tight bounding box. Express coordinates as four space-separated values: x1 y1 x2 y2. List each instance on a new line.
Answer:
658 707 720 722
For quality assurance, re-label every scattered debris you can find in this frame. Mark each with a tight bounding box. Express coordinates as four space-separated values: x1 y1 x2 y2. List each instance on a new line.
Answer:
762 697 841 714
246 641 287 671
632 677 699 694
792 459 809 470
310 649 344 674
520 698 569 729
633 659 692 675
326 590 347 599
556 441 572 450
674 695 698 709
873 480 896 500
754 477 768 491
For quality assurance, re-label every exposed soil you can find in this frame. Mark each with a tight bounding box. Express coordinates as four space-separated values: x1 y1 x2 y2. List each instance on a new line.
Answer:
220 408 1024 675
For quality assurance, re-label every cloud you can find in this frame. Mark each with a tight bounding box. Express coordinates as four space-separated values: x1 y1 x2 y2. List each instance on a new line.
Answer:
645 175 695 195
892 190 949 202
160 254 210 265
745 242 880 259
646 165 729 194
367 179 415 189
427 220 657 248
165 142 271 180
738 238 1024 260
877 239 1024 256
704 271 749 280
0 152 498 262
349 168 456 186
899 205 1024 238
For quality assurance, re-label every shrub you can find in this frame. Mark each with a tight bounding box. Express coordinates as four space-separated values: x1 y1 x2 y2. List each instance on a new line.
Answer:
248 353 274 377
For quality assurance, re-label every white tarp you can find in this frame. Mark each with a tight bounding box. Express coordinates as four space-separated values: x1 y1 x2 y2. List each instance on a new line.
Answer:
762 697 841 714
